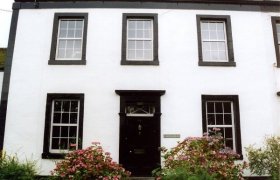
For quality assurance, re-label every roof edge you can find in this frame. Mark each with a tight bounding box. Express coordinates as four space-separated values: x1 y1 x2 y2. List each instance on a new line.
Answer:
13 0 280 6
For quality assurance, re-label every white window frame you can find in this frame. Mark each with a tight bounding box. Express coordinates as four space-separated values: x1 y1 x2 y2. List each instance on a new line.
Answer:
201 20 229 62
55 18 84 61
205 100 236 151
126 18 154 61
49 99 80 153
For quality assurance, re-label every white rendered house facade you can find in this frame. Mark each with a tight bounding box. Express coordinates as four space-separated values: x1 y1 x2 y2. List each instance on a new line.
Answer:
0 0 280 177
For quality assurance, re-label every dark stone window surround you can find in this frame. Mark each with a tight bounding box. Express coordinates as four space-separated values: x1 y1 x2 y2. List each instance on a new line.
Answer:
48 13 88 65
201 95 242 159
272 16 280 68
42 93 84 159
121 13 159 66
197 15 236 67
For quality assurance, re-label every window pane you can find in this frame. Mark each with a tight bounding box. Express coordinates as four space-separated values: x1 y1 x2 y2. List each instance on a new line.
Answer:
51 138 59 149
53 113 61 123
144 21 152 29
204 42 212 49
219 50 227 60
127 50 135 60
67 30 75 38
210 30 217 39
224 114 232 125
69 126 77 138
225 128 233 139
211 51 219 60
207 102 214 113
75 30 83 38
59 29 67 38
218 42 226 51
61 126 68 137
128 41 136 50
215 102 223 113
136 50 143 59
136 41 144 49
136 30 144 38
52 126 60 137
62 101 70 112
74 40 82 49
201 22 208 30
128 30 136 38
207 114 215 125
216 114 223 125
58 40 66 49
128 20 136 29
202 50 211 61
70 113 78 124
224 102 231 113
144 41 152 49
60 138 68 149
57 48 65 59
66 40 74 49
201 30 209 40
137 21 144 29
62 113 69 123
69 138 77 150
71 101 79 112
60 20 68 29
54 101 62 111
144 50 152 60
217 30 225 40
216 23 224 31
225 140 233 149
144 30 152 38
209 23 216 30
68 21 75 29
76 20 83 29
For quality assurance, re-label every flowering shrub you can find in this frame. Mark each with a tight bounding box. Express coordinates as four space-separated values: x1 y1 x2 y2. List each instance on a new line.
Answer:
52 142 131 179
153 131 247 179
246 135 280 180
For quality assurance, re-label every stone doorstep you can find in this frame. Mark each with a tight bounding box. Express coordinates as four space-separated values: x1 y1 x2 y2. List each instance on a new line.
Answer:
128 177 155 180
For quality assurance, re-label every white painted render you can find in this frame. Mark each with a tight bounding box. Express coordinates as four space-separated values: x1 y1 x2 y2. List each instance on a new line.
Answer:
2 8 280 175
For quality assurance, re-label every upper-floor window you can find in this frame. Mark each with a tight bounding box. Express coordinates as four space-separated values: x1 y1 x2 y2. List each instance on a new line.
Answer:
42 93 84 159
272 17 280 67
202 95 242 158
197 15 235 66
49 13 88 65
121 13 159 65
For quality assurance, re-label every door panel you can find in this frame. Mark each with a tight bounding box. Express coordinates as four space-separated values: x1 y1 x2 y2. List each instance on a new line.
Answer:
121 117 160 176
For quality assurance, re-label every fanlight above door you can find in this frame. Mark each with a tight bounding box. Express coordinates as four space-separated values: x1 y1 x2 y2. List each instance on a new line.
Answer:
125 103 155 117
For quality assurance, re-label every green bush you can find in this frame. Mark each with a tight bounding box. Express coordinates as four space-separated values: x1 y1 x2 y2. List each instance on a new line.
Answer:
246 136 280 180
154 130 246 180
0 152 37 180
156 167 217 180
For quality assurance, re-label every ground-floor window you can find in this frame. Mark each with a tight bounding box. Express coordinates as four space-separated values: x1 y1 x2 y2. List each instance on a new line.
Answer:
42 93 84 159
202 95 242 158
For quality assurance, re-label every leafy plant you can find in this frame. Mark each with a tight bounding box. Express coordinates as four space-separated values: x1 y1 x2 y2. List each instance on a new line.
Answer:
0 152 37 180
155 167 217 180
154 130 246 180
52 142 131 179
246 135 280 180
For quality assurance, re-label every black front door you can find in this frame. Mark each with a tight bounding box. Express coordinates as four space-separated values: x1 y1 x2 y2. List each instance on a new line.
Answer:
116 90 165 177
121 116 160 176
